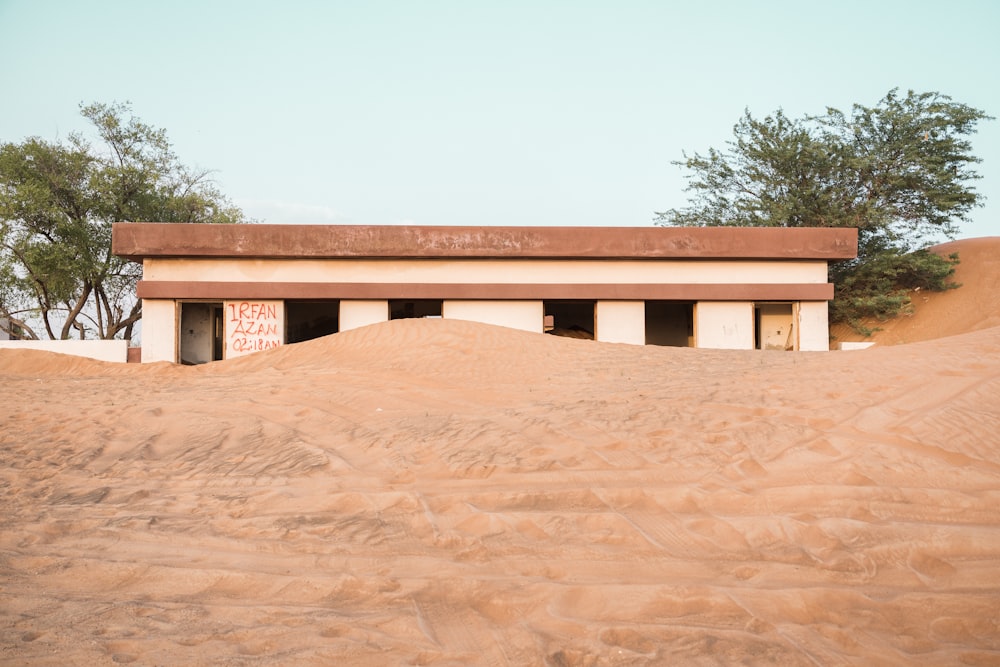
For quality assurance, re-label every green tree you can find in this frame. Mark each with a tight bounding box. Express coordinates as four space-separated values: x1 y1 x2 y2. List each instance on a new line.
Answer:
0 102 247 341
655 89 991 330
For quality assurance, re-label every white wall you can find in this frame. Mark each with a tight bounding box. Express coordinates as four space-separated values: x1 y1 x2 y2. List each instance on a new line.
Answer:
340 300 389 332
442 300 544 333
0 339 129 363
695 301 754 349
797 301 830 351
144 257 829 285
141 299 177 363
595 301 645 345
837 341 876 350
138 256 839 357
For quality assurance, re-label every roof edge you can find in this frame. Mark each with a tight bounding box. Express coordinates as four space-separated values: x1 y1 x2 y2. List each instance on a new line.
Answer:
112 223 858 261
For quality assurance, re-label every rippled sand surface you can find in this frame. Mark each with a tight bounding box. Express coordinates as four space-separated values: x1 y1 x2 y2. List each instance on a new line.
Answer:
3 306 1000 665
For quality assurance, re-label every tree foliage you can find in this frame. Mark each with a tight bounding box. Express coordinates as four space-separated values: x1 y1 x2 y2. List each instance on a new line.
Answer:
655 89 991 329
0 102 247 341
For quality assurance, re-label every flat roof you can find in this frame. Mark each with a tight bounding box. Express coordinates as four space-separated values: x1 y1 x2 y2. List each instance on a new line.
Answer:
112 223 858 261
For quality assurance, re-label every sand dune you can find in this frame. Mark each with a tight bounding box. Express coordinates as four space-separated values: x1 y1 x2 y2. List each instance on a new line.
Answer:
3 279 1000 664
831 236 1000 345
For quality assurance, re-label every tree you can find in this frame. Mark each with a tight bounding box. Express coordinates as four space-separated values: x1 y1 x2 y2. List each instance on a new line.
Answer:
655 89 992 330
0 102 248 341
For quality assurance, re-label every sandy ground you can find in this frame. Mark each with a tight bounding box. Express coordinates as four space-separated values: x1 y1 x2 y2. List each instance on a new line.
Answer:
2 245 1000 666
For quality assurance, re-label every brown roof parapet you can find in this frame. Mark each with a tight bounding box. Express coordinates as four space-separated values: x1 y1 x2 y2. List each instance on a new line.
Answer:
113 223 858 261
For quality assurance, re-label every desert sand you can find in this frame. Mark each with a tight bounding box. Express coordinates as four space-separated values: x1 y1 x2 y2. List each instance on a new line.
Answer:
2 240 1000 666
831 237 1000 346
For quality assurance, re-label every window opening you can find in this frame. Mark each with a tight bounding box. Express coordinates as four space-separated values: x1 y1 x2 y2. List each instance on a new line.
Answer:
389 299 443 320
544 300 595 339
286 300 340 343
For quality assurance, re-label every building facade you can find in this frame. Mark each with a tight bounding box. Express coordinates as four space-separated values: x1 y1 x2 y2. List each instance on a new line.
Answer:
111 223 858 363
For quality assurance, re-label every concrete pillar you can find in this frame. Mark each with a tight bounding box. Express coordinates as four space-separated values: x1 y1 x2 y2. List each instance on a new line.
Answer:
340 300 388 331
141 299 177 363
442 300 544 333
595 301 645 345
797 301 830 351
695 301 753 349
223 300 284 359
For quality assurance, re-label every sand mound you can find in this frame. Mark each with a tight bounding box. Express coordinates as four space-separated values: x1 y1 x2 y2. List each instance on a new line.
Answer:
0 348 176 378
831 236 1000 345
3 318 1000 665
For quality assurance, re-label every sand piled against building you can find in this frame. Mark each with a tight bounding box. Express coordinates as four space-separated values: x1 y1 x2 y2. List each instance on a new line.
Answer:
831 236 1000 345
3 285 1000 664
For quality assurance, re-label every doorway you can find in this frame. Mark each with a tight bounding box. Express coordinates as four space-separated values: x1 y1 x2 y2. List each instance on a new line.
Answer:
755 303 796 350
179 302 224 364
645 301 694 347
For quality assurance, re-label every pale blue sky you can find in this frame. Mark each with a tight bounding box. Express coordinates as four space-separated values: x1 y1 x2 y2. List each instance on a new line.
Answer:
1 0 998 239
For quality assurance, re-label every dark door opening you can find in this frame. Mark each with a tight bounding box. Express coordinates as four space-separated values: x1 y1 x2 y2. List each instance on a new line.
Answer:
179 302 224 365
286 300 340 343
389 299 443 320
544 300 595 339
645 301 694 347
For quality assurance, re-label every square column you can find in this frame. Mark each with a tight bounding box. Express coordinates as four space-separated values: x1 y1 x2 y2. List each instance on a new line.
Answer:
695 301 753 349
140 299 178 362
223 300 284 358
442 300 544 333
340 300 389 331
595 301 645 345
797 301 830 351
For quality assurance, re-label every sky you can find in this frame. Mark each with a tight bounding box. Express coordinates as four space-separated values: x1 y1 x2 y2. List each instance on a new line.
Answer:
1 0 999 240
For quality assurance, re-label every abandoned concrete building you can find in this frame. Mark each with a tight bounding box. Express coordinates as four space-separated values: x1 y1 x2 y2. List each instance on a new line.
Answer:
111 223 858 363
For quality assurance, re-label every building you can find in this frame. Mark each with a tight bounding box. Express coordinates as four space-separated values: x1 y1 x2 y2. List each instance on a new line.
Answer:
111 223 857 363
